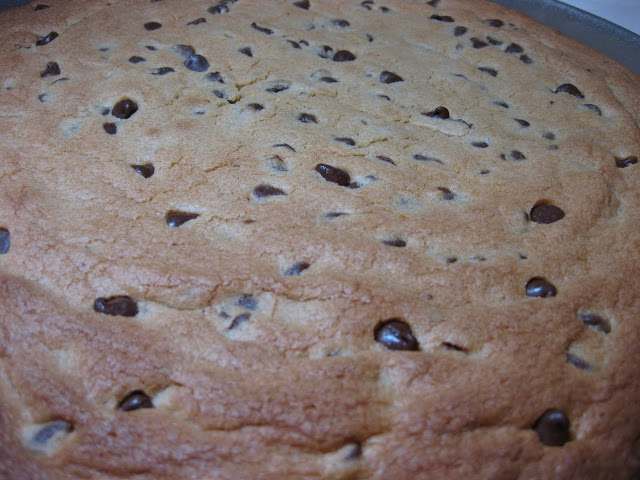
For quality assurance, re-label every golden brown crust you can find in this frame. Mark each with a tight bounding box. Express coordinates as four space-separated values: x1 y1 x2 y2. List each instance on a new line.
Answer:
0 0 639 478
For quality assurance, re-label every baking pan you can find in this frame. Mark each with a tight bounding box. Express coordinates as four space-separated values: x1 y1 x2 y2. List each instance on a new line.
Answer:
1 0 639 74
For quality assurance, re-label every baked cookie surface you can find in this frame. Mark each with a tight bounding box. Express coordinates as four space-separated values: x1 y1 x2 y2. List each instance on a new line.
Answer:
0 0 639 478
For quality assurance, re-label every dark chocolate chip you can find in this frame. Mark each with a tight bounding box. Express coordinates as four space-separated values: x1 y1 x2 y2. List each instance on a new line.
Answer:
380 71 403 84
470 37 488 48
374 319 419 351
380 6 390 12
0 228 10 254
487 36 503 46
478 67 497 77
206 72 224 83
505 42 523 54
103 122 117 135
288 40 301 49
128 56 146 64
118 390 154 411
514 118 530 127
315 163 350 186
208 4 229 14
188 18 206 25
40 62 60 77
510 150 525 160
453 26 468 36
38 93 48 103
266 82 289 93
554 83 584 99
151 67 175 75
335 137 356 146
479 169 490 175
375 155 396 165
494 100 509 108
520 54 533 64
293 0 310 9
382 238 406 247
345 441 362 460
273 143 296 152
34 4 49 10
320 76 338 83
583 103 601 115
378 94 390 101
35 31 58 47
366 33 374 42
253 184 286 198
325 212 346 218
442 341 467 352
172 44 196 58
431 14 454 22
184 54 209 72
530 204 565 224
166 211 199 227
413 154 443 164
578 312 611 334
94 295 139 317
446 257 458 264
472 141 489 148
333 50 356 62
423 106 450 119
332 19 350 27
239 47 253 57
251 22 273 35
298 112 318 123
112 99 138 119
438 187 455 200
284 262 310 276
145 45 157 51
566 352 591 371
543 132 556 140
212 89 225 99
131 164 154 178
427 0 440 6
533 409 571 446
360 0 373 10
615 156 638 169
229 313 251 329
144 22 162 31
526 278 557 298
235 294 258 311
318 45 334 59
484 18 504 28
33 421 73 443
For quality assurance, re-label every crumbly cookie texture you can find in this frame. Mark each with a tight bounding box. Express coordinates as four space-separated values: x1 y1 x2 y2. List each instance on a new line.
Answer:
0 0 639 478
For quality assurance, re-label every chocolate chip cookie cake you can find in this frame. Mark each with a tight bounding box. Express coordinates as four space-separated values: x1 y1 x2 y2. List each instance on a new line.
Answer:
0 0 639 478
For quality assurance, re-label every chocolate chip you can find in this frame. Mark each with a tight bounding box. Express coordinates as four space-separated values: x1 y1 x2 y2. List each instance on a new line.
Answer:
442 341 467 352
184 54 209 72
505 42 523 54
514 118 530 127
266 82 289 93
530 203 565 224
494 100 509 108
206 72 224 83
253 184 286 198
487 36 503 46
284 262 310 276
579 312 611 334
298 112 318 123
484 18 504 28
360 0 373 10
112 99 138 119
293 0 310 9
273 143 296 152
212 90 225 99
332 19 350 27
453 26 468 36
151 67 175 75
380 6 390 13
35 31 58 47
335 137 356 146
166 211 199 227
40 62 60 77
318 45 334 59
566 352 591 370
145 45 157 51
144 22 162 31
38 93 48 103
187 18 206 25
423 106 450 119
526 278 557 298
554 83 584 99
94 295 139 317
431 14 454 22
470 37 488 48
344 441 362 460
478 67 497 77
438 187 455 200
472 141 489 148
583 104 601 115
427 0 440 5
542 132 555 141
34 4 49 10
208 4 229 14
229 313 251 329
128 56 146 64
131 164 154 178
374 319 419 351
33 421 73 443
382 238 406 247
510 150 525 160
315 163 350 186
320 76 338 83
375 155 396 165
236 294 258 310
118 390 154 411
325 212 346 218
0 228 10 254
239 47 253 57
520 54 533 64
172 44 196 58
533 409 570 446
251 22 273 35
288 40 301 49
380 71 403 84
615 156 638 169
333 50 356 62
413 154 443 164
103 122 117 135
378 94 390 101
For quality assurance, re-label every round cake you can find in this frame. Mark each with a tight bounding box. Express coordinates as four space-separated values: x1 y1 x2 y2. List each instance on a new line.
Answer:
0 0 639 478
